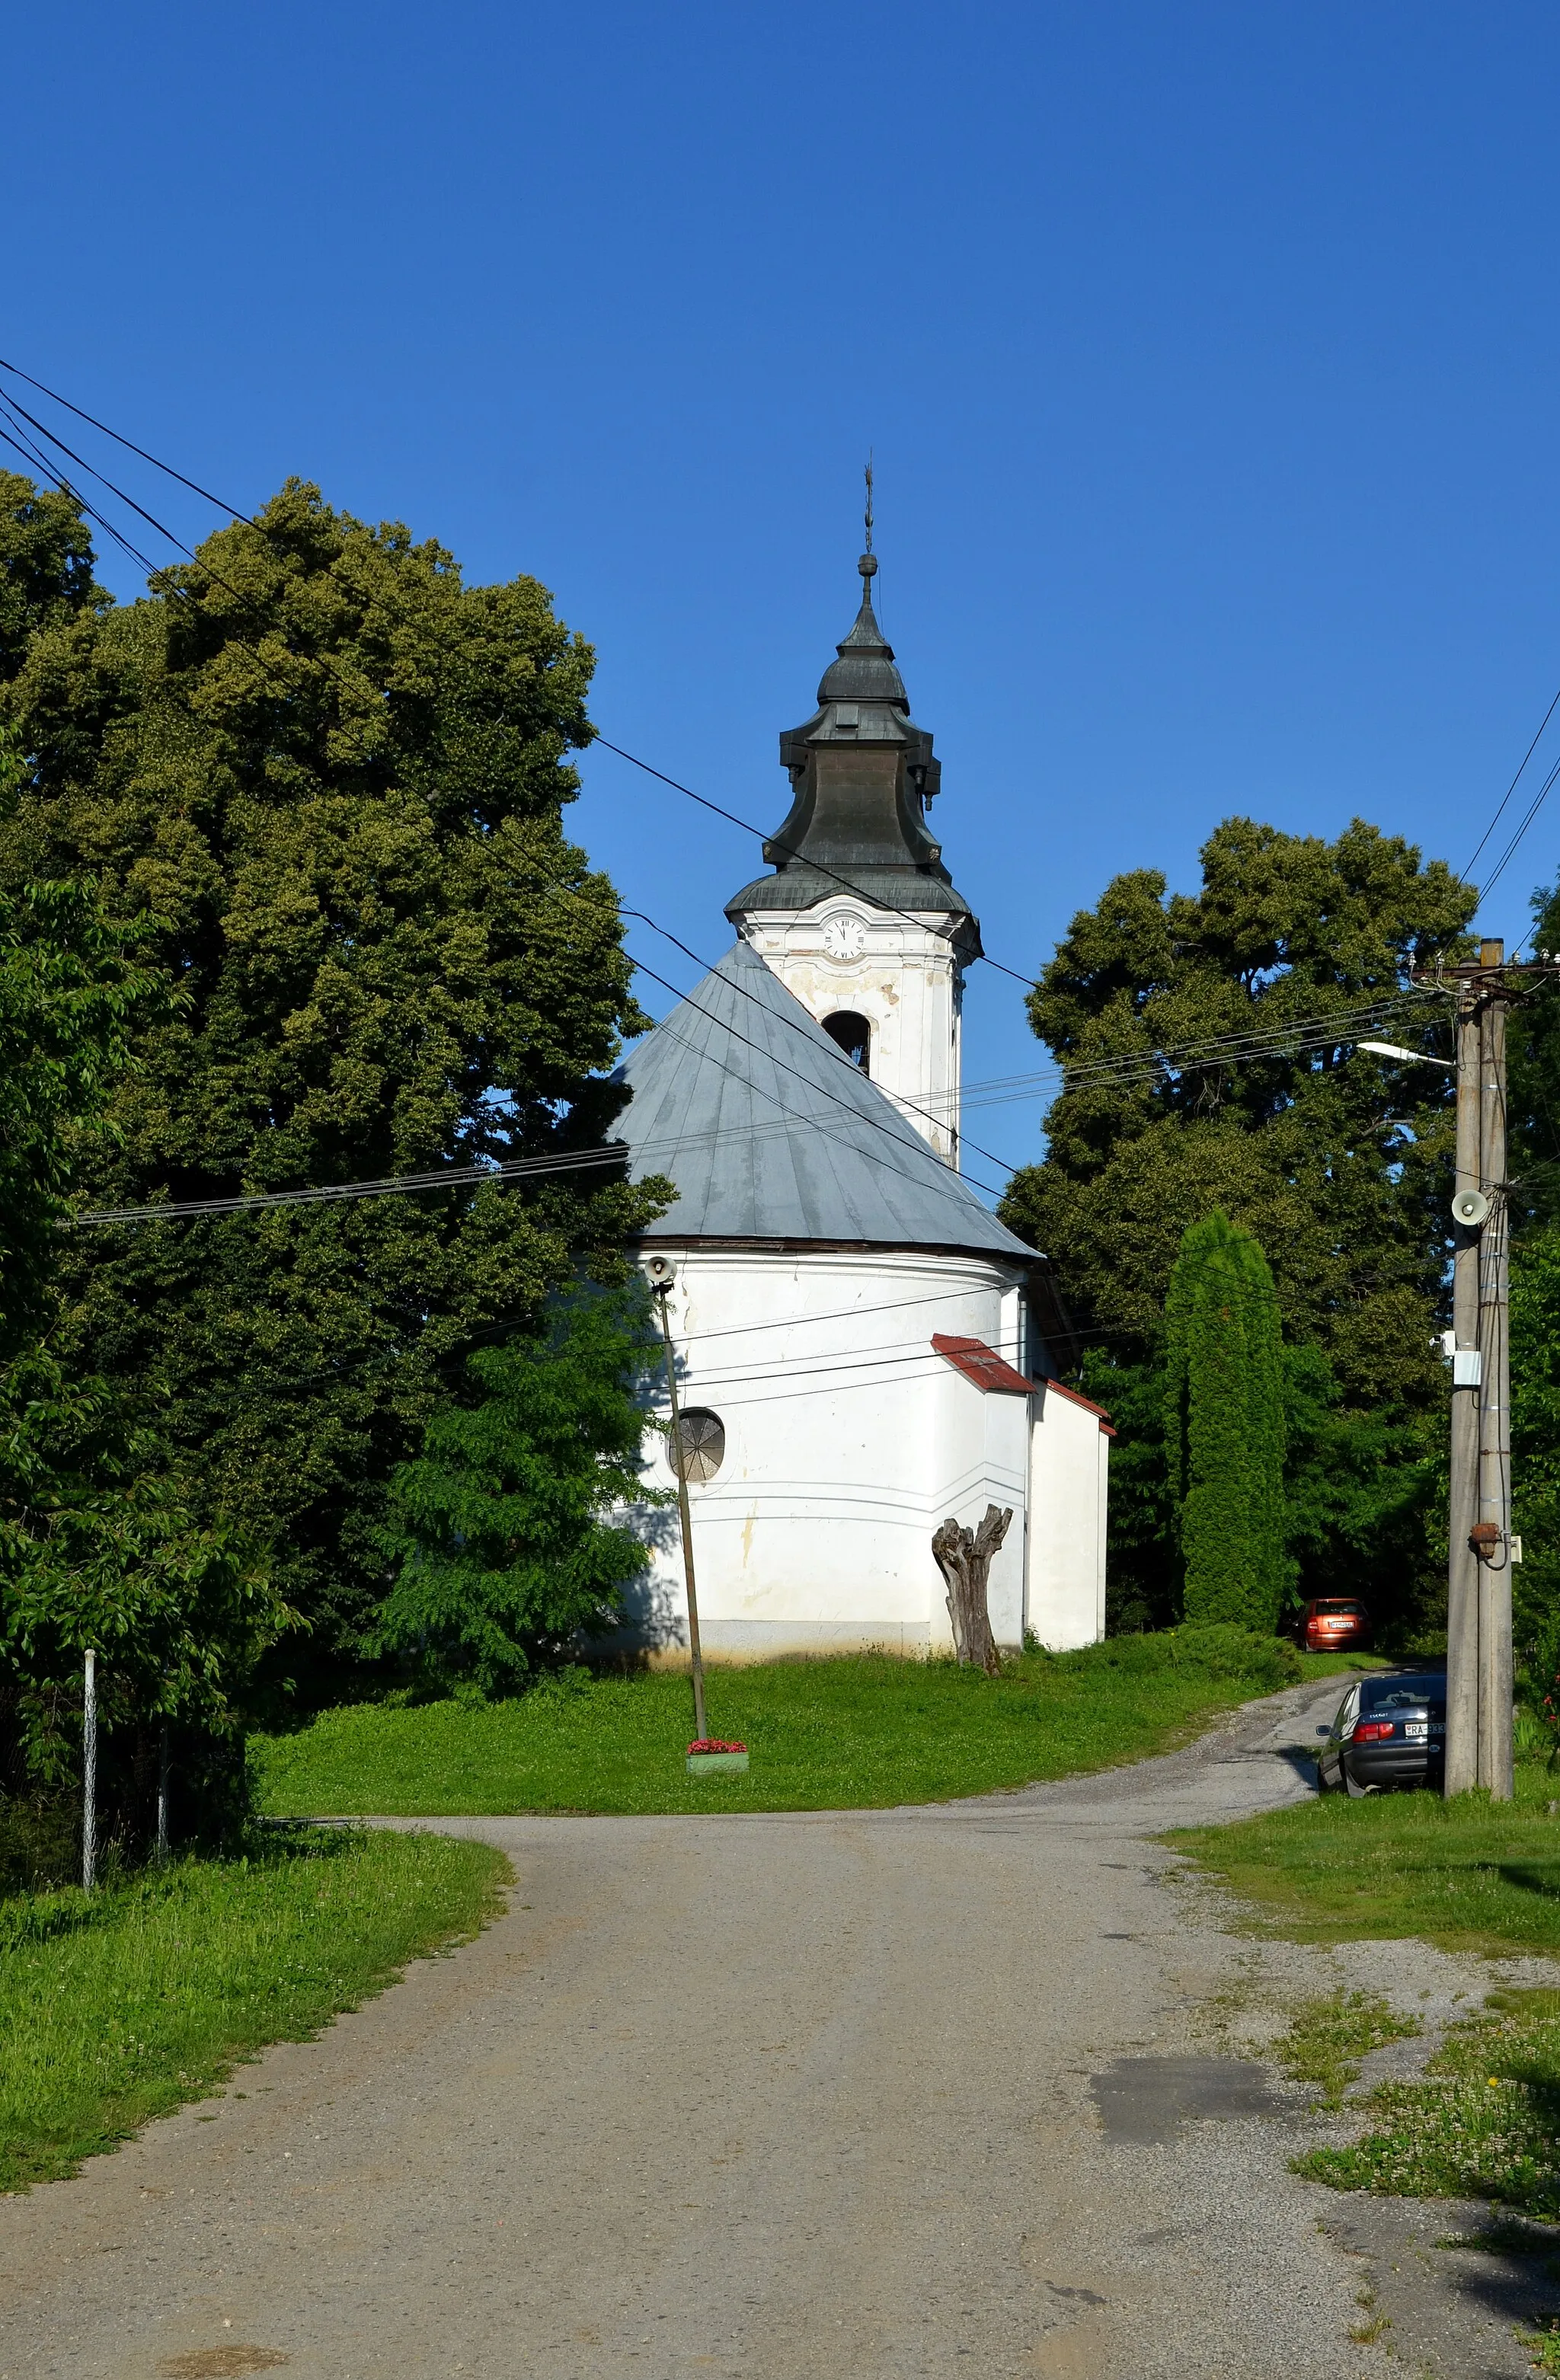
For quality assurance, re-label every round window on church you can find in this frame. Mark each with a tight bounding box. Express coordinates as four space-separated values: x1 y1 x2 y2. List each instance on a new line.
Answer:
670 1408 725 1484
822 1011 871 1072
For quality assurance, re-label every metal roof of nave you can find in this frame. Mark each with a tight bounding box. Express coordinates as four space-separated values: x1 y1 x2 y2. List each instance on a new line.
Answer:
613 941 1031 1260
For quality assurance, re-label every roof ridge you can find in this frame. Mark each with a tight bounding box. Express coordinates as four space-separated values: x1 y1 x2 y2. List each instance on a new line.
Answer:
615 943 1036 1263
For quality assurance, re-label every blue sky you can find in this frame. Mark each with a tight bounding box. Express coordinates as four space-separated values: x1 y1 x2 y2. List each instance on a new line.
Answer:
7 2 1560 1192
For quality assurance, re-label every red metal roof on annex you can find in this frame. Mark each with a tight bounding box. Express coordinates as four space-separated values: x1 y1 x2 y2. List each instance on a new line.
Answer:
931 1336 1115 1434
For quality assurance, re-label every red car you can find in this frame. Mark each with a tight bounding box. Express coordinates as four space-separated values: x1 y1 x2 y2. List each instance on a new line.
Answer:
1299 1598 1371 1653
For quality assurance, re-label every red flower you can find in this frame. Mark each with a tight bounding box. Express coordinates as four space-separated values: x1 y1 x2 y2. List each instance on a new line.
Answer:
687 1739 746 1754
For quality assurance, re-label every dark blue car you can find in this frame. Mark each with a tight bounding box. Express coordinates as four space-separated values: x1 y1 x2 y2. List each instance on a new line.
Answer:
1316 1669 1447 1795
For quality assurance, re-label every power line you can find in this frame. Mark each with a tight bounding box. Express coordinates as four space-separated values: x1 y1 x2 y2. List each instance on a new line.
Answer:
74 1144 634 1226
0 387 220 573
1472 750 1560 905
591 736 1039 987
0 355 1041 987
532 865 1448 1131
0 354 256 524
1463 681 1560 881
0 358 1487 1046
0 408 174 592
533 872 1018 1172
0 363 1472 1238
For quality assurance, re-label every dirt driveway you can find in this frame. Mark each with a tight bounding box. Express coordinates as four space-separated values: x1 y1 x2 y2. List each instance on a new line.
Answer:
0 1677 1550 2378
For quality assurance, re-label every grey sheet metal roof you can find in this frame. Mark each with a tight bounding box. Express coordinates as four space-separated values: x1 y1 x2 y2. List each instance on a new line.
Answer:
614 940 1037 1263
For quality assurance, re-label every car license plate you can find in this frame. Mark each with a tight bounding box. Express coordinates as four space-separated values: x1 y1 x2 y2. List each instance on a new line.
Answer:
1405 1722 1427 1737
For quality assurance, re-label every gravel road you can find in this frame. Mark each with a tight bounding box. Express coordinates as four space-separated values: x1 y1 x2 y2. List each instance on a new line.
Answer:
0 1676 1549 2379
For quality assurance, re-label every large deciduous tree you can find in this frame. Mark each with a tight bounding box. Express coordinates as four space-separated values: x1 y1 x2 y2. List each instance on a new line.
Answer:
0 736 284 1847
1 478 667 1694
1002 818 1475 1638
0 471 107 681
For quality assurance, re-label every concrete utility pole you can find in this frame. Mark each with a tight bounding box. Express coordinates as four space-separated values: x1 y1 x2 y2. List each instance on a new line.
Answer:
647 1261 710 1744
1443 940 1516 1800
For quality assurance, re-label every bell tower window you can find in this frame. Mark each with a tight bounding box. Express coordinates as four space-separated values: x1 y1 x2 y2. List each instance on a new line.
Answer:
822 1011 871 1072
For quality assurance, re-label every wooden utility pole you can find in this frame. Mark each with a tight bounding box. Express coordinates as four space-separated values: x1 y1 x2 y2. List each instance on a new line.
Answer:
647 1262 710 1743
1443 940 1516 1800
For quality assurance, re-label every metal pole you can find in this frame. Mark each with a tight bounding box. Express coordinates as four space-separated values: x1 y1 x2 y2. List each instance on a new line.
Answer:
652 1282 710 1743
1445 985 1483 1796
82 1649 98 1891
1476 943 1514 1797
156 1721 171 1864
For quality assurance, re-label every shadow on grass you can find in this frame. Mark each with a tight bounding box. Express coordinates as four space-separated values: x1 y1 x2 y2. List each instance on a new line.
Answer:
1498 1864 1560 1902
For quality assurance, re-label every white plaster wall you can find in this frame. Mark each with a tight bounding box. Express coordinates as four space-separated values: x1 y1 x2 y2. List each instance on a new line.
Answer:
620 1245 1033 1660
736 900 966 1164
1025 1382 1111 1650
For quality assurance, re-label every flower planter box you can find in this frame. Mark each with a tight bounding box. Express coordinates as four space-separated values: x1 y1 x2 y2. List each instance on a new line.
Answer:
686 1741 749 1775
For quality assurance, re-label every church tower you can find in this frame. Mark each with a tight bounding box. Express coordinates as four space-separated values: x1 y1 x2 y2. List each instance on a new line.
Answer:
724 550 981 1164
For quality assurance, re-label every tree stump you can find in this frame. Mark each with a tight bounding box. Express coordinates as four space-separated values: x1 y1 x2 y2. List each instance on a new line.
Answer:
932 1504 1012 1676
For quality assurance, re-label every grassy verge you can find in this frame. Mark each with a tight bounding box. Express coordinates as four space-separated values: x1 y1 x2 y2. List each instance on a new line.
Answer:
0 1828 507 2193
1295 1988 1560 2219
257 1628 1297 1818
1171 1765 1560 1957
1277 1989 1422 2106
1296 1650 1396 1681
1175 1767 1560 2226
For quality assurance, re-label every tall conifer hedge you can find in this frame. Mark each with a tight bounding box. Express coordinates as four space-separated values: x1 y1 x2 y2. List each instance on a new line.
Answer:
1163 1212 1288 1631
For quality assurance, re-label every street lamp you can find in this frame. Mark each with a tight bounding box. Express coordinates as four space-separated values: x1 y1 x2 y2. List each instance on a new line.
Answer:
1354 1040 1455 1070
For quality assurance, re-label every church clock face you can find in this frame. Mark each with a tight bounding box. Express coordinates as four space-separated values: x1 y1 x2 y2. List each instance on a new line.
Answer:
821 915 866 962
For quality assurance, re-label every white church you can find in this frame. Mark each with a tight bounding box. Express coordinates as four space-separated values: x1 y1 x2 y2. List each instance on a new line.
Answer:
614 549 1111 1660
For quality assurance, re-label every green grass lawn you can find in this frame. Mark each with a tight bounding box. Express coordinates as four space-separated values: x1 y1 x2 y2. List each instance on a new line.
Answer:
1296 1650 1398 1681
1175 1763 1560 2222
257 1629 1298 1819
1172 1762 1560 1957
0 1828 507 2193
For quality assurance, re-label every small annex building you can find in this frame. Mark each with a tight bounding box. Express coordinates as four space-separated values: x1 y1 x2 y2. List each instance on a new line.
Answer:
614 550 1110 1660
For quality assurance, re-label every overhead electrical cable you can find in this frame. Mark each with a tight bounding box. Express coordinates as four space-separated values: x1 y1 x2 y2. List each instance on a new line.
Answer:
0 353 257 523
0 411 174 591
0 360 1475 1239
1463 681 1560 881
0 357 1505 1028
75 1145 634 1226
590 736 1041 987
0 387 229 568
1470 750 1560 904
0 356 1046 985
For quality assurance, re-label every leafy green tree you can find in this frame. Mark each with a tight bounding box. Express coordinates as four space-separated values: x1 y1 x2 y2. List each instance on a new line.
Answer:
0 860 155 1357
0 798 286 1848
1510 1225 1560 1694
0 471 107 683
1003 817 1475 1638
1 479 668 1691
1508 877 1560 1232
0 1348 286 1842
1162 1212 1287 1629
375 1288 662 1694
1502 880 1560 1701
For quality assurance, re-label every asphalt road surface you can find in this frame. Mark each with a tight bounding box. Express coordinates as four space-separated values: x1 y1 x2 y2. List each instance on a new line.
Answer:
0 1678 1462 2379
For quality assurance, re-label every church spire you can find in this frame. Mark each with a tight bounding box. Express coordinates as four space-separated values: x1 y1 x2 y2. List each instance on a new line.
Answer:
724 520 977 941
722 511 983 1160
